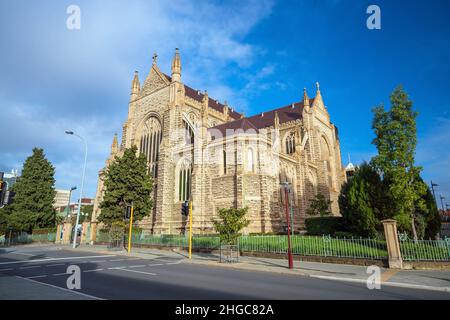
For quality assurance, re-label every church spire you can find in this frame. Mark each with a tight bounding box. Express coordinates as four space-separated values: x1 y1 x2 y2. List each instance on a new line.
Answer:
130 71 140 100
315 82 322 99
303 87 310 111
274 111 280 129
111 133 119 155
171 48 181 82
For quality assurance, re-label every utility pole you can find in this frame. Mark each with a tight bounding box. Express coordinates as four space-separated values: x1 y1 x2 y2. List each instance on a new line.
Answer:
430 181 439 206
281 182 293 269
440 195 446 212
188 200 193 259
127 205 134 253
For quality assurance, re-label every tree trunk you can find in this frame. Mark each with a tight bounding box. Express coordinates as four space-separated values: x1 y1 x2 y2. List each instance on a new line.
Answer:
411 216 418 241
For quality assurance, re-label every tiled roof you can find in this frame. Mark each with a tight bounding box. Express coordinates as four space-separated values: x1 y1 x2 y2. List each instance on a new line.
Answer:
163 73 242 120
208 99 314 137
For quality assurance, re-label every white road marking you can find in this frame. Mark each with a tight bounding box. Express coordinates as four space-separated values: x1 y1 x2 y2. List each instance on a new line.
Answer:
109 259 126 262
83 269 104 273
52 272 68 276
19 265 41 270
0 268 13 271
108 267 125 270
148 263 164 266
12 252 34 256
113 268 156 276
15 275 104 300
129 265 146 268
46 263 65 267
27 275 47 279
0 255 116 265
89 260 106 263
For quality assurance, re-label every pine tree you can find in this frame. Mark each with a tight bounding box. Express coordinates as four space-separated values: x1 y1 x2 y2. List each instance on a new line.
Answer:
339 163 383 238
371 86 427 239
7 148 57 232
98 146 153 227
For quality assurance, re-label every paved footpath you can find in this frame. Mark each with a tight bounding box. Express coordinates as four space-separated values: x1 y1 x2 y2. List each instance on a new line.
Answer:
0 244 449 300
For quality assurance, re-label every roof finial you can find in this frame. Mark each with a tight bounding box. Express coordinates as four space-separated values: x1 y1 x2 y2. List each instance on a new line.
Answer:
303 87 310 108
171 48 181 82
152 52 158 65
111 133 119 155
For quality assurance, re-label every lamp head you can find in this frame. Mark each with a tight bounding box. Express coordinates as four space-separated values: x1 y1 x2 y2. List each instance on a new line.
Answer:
70 186 77 191
65 131 74 135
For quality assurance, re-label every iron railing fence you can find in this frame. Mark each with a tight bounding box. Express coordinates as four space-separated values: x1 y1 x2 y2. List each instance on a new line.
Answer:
95 230 388 260
238 235 388 260
0 232 56 246
399 238 450 261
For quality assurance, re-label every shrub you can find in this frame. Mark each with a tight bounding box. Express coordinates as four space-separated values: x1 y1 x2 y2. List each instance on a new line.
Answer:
305 216 343 236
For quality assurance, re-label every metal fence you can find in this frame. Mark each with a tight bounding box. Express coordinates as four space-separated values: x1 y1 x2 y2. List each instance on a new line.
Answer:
0 231 56 246
238 235 388 260
94 230 388 260
399 238 450 261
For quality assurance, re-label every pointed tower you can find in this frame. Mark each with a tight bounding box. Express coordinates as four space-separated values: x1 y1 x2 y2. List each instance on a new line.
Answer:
111 133 119 155
130 71 140 101
223 101 229 121
303 87 310 112
171 48 182 83
314 82 325 109
274 111 280 129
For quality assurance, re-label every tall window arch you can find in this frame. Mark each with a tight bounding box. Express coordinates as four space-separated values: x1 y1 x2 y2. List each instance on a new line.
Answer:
285 133 296 154
320 136 333 188
178 159 192 202
223 149 227 175
139 116 162 178
183 119 194 145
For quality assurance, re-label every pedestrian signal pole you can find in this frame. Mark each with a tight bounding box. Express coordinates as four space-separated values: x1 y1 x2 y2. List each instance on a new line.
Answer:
127 205 134 254
188 200 193 259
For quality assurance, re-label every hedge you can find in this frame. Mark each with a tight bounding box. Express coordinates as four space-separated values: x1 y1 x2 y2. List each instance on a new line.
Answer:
305 216 343 236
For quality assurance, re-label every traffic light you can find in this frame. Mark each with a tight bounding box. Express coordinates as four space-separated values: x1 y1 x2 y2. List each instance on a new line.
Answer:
181 201 189 216
124 206 132 219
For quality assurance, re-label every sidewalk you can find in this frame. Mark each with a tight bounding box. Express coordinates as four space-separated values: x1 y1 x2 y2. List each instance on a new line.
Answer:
68 244 450 293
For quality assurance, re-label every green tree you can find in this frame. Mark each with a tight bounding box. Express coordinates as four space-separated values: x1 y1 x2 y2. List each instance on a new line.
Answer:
98 146 153 227
306 193 332 217
371 86 427 239
414 178 441 239
6 148 56 232
339 163 382 237
213 207 250 245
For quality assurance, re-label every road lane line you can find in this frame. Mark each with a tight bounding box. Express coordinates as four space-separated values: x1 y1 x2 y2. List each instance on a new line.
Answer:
0 268 13 271
109 259 126 262
83 269 104 273
129 265 146 268
27 275 47 279
20 265 41 269
52 273 68 276
108 267 125 270
90 260 106 263
15 275 104 300
112 268 156 276
0 255 116 265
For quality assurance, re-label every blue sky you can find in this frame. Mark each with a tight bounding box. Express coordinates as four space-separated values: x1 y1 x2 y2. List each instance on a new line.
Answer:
0 0 449 208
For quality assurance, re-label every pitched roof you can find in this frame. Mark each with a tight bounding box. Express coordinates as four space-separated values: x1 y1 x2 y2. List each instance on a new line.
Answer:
208 99 314 137
163 73 242 120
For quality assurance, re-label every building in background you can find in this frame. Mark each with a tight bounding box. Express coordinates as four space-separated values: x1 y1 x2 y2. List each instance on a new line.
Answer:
0 169 19 207
54 189 71 208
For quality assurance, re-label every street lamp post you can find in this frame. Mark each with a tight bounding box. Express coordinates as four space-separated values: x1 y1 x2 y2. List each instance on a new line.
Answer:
66 186 77 217
65 131 88 249
430 181 439 206
440 195 446 212
280 181 294 269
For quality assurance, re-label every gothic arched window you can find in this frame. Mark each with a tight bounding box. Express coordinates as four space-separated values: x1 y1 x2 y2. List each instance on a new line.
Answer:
320 136 333 188
178 159 192 202
285 134 296 154
139 117 162 178
183 119 194 145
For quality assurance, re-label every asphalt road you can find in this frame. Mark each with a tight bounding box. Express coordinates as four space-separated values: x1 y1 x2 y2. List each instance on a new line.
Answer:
0 245 449 300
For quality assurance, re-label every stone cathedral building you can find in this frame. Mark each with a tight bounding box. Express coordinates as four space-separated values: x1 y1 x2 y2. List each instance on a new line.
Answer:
92 49 347 235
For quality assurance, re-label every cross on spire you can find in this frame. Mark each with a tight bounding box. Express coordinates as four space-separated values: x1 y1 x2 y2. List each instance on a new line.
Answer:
152 52 158 65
